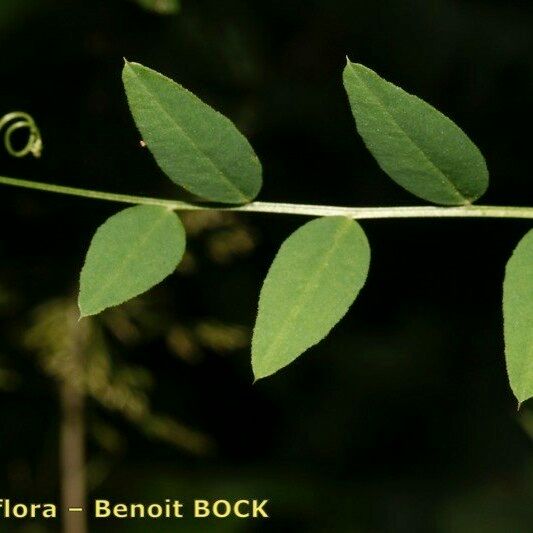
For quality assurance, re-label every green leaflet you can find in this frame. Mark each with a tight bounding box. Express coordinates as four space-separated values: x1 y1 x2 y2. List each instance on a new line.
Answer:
343 61 489 206
503 229 533 404
252 217 370 380
122 61 262 204
79 205 185 317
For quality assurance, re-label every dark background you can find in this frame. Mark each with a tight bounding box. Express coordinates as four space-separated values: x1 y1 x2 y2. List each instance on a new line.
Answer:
0 0 532 531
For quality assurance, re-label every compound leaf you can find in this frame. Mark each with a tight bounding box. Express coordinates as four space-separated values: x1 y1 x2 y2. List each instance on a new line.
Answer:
343 61 488 206
123 61 262 204
503 229 533 405
79 205 185 317
252 217 370 380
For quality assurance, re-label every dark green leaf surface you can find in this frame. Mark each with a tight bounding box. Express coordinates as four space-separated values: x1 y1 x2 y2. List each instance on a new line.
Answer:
252 217 370 380
79 205 185 317
503 229 533 404
343 61 488 206
123 61 262 204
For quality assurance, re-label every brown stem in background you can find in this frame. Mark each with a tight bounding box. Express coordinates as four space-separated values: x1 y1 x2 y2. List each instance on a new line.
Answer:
59 350 87 533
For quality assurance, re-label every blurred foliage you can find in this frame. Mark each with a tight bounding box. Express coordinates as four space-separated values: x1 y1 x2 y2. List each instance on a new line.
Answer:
0 365 19 391
519 409 533 442
133 0 181 15
24 299 212 455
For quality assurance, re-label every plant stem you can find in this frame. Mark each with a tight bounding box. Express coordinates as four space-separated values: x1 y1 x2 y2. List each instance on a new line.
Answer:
1 175 532 220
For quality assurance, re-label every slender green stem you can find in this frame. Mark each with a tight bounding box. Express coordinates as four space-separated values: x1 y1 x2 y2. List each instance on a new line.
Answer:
0 175 532 220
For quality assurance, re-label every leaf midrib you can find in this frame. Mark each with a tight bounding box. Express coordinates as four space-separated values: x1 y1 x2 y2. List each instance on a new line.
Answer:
127 64 249 203
348 63 467 204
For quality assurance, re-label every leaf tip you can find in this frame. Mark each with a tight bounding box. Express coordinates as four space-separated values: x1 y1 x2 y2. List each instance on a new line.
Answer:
122 59 142 76
78 289 101 319
343 59 366 82
251 355 276 382
122 60 133 80
514 393 532 410
251 366 264 383
512 388 533 409
77 302 92 320
343 58 353 74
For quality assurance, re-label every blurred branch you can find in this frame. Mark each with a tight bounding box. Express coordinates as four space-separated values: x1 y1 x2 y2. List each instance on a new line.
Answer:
60 342 87 533
132 0 181 15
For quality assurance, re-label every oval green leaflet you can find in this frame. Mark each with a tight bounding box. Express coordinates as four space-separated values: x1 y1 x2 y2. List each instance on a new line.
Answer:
123 61 262 205
343 61 489 206
79 205 186 317
252 216 371 380
503 228 533 405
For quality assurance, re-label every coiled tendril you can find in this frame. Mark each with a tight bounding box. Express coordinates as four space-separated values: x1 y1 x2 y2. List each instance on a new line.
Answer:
0 112 42 158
